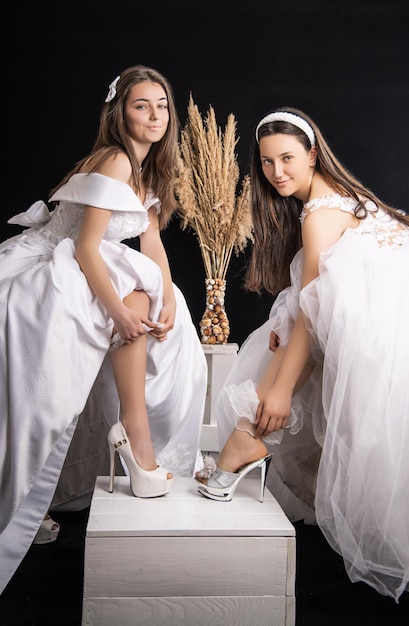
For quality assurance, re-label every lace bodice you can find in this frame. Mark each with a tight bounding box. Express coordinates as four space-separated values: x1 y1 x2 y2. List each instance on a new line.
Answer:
34 202 147 246
7 173 158 248
300 193 409 248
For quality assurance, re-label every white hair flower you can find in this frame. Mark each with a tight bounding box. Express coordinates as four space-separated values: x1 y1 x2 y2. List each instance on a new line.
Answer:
105 75 120 103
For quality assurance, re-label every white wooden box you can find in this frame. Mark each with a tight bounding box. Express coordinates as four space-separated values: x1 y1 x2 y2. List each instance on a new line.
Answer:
82 475 295 626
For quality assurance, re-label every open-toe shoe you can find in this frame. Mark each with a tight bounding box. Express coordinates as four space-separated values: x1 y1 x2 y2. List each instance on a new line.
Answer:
196 454 273 503
108 421 173 498
33 514 60 544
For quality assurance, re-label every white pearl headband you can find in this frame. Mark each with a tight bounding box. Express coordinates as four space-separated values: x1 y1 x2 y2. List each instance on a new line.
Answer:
255 112 315 147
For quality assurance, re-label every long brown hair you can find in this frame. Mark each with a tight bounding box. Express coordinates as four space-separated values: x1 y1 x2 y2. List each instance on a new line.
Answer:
245 106 409 295
51 65 179 228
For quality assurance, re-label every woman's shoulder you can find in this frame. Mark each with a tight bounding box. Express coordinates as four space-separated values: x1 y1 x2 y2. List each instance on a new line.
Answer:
80 149 132 181
98 151 132 181
305 192 356 211
300 193 358 224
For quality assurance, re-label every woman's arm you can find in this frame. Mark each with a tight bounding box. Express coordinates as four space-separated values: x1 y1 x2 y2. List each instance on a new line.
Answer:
254 312 312 436
75 153 155 343
254 207 354 437
139 206 176 341
75 207 154 342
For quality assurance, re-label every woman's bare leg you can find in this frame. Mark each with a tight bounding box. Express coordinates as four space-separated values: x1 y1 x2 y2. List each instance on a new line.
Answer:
109 290 171 477
197 345 314 482
215 348 283 472
211 430 268 474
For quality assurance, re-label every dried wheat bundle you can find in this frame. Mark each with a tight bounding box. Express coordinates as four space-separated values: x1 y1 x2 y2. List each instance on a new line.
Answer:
175 95 253 281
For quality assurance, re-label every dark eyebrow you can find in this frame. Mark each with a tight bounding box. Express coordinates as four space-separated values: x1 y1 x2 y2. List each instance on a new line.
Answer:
260 151 294 159
131 97 168 104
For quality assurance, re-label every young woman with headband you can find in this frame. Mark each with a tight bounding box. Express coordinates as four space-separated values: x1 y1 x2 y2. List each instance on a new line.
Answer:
195 106 409 601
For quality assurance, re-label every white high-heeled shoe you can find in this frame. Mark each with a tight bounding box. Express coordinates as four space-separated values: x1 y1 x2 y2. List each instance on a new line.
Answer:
108 421 173 498
196 454 273 503
33 514 60 544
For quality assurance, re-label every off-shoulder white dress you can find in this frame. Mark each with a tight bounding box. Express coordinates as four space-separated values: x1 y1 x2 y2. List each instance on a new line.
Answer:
0 173 207 592
216 193 409 601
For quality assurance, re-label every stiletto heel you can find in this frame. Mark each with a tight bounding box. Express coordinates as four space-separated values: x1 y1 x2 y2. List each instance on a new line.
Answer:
259 454 272 502
196 454 273 503
108 421 173 498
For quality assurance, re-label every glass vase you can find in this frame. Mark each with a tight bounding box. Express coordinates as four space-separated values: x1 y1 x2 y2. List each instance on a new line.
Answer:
199 277 230 345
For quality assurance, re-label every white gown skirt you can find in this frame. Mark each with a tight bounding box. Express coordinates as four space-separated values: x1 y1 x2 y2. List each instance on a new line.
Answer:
0 235 207 592
302 231 409 600
216 232 409 600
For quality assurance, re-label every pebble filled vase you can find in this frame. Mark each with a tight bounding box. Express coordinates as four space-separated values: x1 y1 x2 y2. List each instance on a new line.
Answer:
199 277 230 345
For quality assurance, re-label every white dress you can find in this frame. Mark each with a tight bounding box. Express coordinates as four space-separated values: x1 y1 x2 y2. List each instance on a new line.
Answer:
216 193 409 601
0 173 207 593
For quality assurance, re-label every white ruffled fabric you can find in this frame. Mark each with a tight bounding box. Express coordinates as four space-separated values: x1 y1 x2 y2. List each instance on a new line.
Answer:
216 194 409 601
0 173 207 592
222 379 303 445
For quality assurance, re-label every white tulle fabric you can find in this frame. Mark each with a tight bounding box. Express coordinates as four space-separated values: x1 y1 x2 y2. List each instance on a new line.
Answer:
216 194 409 601
0 173 207 592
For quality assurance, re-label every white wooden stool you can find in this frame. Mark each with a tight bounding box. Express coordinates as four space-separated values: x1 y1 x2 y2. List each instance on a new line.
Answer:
82 475 295 625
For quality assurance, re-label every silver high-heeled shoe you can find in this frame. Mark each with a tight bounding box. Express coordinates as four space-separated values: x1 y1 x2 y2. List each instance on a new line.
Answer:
108 421 173 498
196 454 273 503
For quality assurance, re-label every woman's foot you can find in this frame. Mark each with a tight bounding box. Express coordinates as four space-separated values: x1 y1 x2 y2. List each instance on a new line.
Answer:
195 425 268 485
33 513 60 545
121 419 172 480
195 433 273 503
108 421 173 497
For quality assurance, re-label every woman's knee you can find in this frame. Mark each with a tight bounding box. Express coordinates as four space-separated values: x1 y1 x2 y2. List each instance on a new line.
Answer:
124 289 150 313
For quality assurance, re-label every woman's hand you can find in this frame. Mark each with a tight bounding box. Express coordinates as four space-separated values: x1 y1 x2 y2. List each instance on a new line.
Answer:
112 306 155 344
269 331 280 352
150 301 176 342
254 384 292 438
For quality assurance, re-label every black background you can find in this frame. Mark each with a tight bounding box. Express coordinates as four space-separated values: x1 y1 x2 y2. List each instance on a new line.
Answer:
2 3 409 622
5 0 409 346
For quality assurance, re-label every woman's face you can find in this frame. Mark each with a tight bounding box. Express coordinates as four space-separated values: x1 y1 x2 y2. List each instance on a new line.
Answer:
124 81 169 146
259 134 316 202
